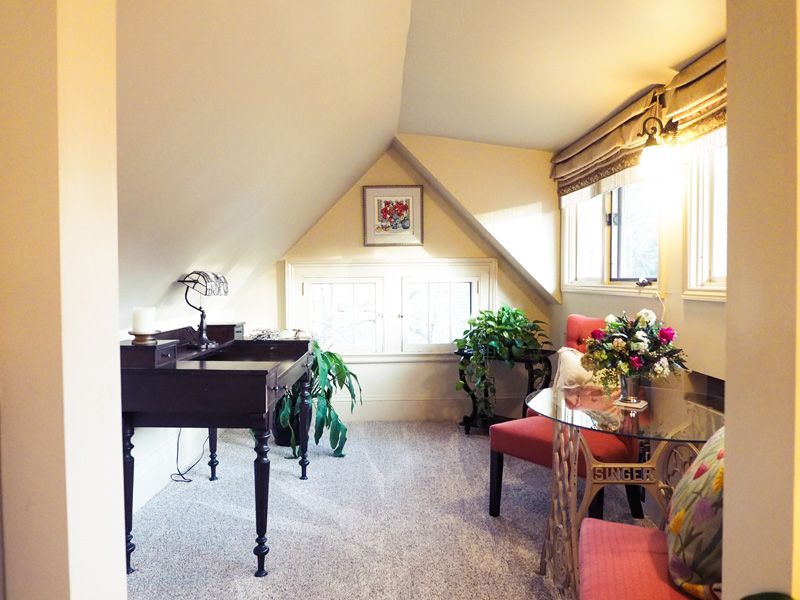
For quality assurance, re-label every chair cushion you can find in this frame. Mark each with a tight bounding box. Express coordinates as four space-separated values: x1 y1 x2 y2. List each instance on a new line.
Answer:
489 416 634 477
666 427 724 599
579 518 686 600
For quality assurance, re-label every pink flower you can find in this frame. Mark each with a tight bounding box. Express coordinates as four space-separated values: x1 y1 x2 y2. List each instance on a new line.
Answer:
693 463 709 479
659 327 676 344
630 356 643 370
590 329 606 340
717 449 725 460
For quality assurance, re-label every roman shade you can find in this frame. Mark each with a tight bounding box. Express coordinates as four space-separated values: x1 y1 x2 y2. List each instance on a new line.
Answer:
551 41 726 197
665 41 726 143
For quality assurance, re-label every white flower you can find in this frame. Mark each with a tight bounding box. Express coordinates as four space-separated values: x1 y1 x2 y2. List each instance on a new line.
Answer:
657 357 670 377
605 314 617 324
634 330 649 342
636 309 657 326
631 341 648 352
612 338 625 351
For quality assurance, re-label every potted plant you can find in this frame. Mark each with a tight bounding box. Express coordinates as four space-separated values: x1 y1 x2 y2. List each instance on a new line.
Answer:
453 305 551 419
276 340 362 457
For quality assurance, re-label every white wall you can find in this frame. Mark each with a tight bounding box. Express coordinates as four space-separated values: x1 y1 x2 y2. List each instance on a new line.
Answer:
285 148 551 421
0 1 127 598
725 2 800 596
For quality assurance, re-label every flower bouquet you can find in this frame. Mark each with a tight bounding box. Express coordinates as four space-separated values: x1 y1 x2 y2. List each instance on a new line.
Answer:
580 309 689 398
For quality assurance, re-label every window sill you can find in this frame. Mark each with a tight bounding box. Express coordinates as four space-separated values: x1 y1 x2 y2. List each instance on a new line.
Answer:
561 283 661 298
681 289 726 303
339 352 462 364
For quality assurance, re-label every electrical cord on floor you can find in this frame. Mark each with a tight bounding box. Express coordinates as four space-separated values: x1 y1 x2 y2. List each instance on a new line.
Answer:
170 428 210 483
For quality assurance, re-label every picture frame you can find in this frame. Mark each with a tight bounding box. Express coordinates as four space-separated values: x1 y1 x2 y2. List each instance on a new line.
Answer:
362 185 423 246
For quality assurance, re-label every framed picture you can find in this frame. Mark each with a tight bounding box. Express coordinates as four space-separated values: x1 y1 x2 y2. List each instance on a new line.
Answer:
362 185 423 246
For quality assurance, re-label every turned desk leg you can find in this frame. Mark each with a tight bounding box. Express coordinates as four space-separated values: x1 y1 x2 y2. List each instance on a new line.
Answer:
299 375 311 480
122 415 135 574
252 428 271 577
208 427 219 481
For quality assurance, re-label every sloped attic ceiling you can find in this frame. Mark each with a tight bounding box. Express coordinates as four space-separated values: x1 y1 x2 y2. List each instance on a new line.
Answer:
117 1 725 329
399 0 726 151
117 1 412 328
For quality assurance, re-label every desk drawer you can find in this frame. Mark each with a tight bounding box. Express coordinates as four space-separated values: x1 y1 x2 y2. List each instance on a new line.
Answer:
120 340 178 369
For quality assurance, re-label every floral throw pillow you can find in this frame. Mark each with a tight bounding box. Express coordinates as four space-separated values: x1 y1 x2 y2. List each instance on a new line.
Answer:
666 426 724 599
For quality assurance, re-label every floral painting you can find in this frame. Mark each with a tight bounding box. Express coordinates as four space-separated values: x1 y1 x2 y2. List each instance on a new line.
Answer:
363 185 423 246
376 197 412 232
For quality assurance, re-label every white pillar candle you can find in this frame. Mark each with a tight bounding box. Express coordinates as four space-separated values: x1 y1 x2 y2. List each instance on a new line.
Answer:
132 307 156 334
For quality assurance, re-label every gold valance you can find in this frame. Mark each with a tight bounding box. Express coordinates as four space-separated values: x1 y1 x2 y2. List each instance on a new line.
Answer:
551 41 726 196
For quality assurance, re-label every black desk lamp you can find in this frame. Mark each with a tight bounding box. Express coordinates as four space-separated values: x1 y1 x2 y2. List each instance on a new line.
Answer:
177 271 229 349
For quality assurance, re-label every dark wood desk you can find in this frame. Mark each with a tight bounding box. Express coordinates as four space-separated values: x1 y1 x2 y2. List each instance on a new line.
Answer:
120 324 312 577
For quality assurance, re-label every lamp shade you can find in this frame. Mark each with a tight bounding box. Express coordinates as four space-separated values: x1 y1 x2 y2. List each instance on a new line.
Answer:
177 271 229 296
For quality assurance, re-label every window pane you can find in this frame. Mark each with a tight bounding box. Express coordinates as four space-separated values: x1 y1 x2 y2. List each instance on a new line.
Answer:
310 283 332 346
429 282 452 343
450 282 472 338
405 282 429 345
711 145 727 280
310 281 378 351
403 280 473 347
610 183 659 280
575 194 603 281
353 283 377 348
331 284 355 346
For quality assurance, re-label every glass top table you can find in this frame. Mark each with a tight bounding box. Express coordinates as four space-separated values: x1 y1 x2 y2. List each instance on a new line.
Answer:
528 385 724 600
526 385 723 445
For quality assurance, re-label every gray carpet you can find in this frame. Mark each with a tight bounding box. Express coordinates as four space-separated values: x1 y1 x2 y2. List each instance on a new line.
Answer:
127 422 633 600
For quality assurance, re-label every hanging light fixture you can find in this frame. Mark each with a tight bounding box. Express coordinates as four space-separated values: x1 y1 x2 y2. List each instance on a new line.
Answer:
638 92 679 177
177 271 229 349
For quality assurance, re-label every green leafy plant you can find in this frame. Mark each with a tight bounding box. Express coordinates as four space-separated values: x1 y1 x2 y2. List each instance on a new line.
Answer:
453 305 550 417
279 340 362 457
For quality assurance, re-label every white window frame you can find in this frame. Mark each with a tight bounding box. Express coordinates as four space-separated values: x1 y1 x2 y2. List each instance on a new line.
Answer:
683 127 727 302
285 259 496 358
561 169 661 297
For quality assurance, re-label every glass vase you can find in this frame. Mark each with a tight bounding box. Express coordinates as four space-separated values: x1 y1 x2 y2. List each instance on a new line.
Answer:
622 376 641 403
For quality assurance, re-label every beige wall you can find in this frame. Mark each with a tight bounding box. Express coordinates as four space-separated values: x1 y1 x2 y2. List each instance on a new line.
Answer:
394 134 560 302
0 1 126 598
725 2 800 596
285 148 550 420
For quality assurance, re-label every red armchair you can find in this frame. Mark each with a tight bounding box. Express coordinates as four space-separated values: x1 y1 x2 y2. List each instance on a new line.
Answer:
488 314 643 519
